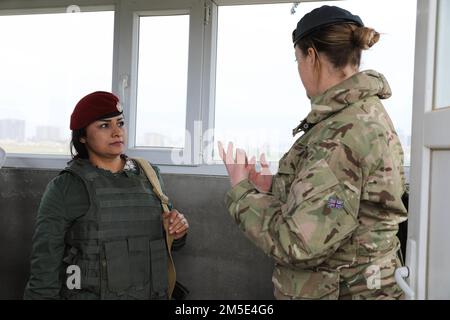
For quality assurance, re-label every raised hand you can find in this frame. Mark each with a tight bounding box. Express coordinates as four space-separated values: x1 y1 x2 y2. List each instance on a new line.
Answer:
248 153 273 193
218 141 251 187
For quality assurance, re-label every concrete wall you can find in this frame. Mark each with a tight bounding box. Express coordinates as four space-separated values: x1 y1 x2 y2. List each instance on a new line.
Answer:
0 168 274 300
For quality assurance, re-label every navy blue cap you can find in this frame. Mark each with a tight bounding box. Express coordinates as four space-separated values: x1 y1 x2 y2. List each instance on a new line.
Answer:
292 5 364 45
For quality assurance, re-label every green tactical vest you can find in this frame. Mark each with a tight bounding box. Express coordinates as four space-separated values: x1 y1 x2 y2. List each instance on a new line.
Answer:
59 159 168 300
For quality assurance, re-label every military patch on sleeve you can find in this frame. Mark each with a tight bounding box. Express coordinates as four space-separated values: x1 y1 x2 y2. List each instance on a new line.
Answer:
327 197 344 209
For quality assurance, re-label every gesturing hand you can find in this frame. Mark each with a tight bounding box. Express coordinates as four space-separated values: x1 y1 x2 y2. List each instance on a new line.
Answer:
218 141 251 188
248 153 273 193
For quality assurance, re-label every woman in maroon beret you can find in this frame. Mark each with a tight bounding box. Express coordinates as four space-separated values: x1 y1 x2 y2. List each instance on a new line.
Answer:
24 91 189 300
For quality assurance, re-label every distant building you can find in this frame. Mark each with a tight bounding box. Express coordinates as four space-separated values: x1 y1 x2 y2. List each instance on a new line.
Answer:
35 126 62 142
0 119 25 141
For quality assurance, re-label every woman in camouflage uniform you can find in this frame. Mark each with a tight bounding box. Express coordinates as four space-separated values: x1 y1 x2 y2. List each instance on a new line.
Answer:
219 5 407 299
24 91 189 299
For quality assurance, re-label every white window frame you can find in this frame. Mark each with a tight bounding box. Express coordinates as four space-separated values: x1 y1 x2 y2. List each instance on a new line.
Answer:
116 0 207 166
0 0 116 170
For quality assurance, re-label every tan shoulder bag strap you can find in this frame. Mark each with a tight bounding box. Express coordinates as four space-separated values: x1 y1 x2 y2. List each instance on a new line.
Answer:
133 157 176 299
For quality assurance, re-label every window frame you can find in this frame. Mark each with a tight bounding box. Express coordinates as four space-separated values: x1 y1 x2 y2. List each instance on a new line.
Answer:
0 0 116 170
115 0 212 167
0 0 412 181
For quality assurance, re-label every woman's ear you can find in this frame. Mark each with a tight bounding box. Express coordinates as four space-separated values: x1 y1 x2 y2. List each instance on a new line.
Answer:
80 137 86 144
307 47 321 77
307 47 316 65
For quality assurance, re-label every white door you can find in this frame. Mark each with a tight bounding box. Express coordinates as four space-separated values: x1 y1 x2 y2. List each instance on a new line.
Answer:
401 0 450 300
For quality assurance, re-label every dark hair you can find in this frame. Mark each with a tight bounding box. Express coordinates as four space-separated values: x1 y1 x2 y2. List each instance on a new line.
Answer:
70 128 88 159
295 23 380 70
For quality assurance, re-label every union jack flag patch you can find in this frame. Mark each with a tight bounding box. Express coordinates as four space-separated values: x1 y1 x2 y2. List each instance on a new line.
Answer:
327 197 344 209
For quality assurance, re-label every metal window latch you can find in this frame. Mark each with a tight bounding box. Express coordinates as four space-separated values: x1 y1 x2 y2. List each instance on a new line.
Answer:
395 266 415 299
204 2 211 25
395 239 417 300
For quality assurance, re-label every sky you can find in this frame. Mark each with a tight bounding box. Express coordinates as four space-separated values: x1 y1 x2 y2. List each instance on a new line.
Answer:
0 11 113 138
214 0 417 163
0 0 417 164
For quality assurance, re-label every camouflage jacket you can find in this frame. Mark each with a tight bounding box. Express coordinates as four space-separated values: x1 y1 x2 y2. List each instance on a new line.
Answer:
225 70 407 299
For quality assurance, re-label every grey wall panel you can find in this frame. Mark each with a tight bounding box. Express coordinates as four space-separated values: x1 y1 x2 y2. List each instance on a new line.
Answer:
0 168 274 299
163 174 274 299
0 168 58 300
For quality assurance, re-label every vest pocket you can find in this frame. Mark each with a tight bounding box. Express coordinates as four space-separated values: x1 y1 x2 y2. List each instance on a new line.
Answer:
128 237 150 289
104 240 131 293
78 259 101 291
149 239 168 299
272 264 340 300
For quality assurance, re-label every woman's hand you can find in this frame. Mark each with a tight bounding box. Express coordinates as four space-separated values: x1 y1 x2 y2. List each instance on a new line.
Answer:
248 153 273 193
218 141 251 187
163 209 189 240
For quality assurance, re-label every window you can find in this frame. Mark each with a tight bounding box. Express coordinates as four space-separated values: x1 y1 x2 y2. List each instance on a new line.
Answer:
118 0 205 166
434 0 450 109
135 14 189 149
213 0 416 166
214 4 302 163
0 10 114 155
0 0 419 174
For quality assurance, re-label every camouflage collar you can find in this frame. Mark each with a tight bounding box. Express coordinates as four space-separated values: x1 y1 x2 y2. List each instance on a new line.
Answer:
293 70 391 136
292 118 313 136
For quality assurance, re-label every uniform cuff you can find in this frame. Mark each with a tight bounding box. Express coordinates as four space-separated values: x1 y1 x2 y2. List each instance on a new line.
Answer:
225 179 255 206
172 233 187 251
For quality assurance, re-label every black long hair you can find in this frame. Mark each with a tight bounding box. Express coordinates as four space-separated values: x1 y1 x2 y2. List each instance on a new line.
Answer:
70 128 88 159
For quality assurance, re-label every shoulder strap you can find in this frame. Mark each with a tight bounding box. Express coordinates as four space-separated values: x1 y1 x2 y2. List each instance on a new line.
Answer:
134 158 171 212
133 157 176 299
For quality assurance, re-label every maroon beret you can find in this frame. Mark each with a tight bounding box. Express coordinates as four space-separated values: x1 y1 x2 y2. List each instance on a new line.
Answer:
70 91 123 130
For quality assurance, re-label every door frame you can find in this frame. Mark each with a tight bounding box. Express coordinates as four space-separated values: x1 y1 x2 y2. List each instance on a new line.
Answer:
408 0 439 300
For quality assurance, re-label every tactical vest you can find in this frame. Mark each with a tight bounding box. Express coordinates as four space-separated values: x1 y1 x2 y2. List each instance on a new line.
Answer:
60 159 168 300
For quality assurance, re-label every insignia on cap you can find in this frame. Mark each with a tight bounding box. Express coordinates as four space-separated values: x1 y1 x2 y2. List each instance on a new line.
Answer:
116 102 123 112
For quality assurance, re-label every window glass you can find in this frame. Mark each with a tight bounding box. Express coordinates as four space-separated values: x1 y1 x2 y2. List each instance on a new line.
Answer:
135 14 189 149
434 0 450 109
214 0 416 166
0 11 114 155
